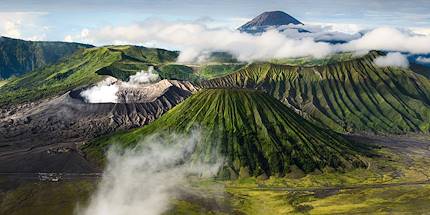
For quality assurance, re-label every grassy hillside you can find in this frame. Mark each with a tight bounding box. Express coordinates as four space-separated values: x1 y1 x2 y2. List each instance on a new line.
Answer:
201 51 430 134
0 45 178 105
198 64 246 79
410 63 430 79
158 64 200 81
0 36 93 79
158 63 246 81
85 89 367 178
269 52 358 66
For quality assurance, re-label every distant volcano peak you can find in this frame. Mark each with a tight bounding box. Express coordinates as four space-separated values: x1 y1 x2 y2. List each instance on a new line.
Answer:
238 11 303 33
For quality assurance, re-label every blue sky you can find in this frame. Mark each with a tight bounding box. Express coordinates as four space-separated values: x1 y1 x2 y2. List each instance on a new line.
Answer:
1 0 430 41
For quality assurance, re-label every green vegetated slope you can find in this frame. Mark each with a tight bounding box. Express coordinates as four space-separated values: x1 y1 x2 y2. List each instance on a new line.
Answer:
201 51 430 134
86 89 367 178
269 52 358 67
0 45 178 105
159 64 200 81
198 64 246 79
0 36 93 79
410 63 430 79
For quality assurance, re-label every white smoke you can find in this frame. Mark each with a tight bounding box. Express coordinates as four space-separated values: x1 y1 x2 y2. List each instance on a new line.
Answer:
127 67 160 85
76 130 222 215
374 52 409 68
80 66 159 103
79 77 119 103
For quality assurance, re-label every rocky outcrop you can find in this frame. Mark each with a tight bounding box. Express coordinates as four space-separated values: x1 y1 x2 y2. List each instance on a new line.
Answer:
116 79 197 103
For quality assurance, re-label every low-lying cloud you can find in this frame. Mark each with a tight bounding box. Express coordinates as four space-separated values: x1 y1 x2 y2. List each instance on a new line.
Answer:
277 24 363 42
417 56 430 64
66 20 430 63
80 66 159 103
373 52 409 68
338 27 430 54
76 130 222 215
65 20 334 62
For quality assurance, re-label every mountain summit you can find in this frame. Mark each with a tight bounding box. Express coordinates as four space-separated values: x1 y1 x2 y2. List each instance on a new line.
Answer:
238 11 303 34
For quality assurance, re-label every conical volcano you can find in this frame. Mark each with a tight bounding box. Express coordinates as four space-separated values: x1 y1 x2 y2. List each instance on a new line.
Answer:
87 89 367 178
239 11 303 34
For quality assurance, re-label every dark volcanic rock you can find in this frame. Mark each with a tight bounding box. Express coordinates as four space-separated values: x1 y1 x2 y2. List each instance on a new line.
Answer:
0 80 196 173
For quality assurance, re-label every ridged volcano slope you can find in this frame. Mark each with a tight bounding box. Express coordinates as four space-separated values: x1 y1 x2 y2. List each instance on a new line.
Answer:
201 51 430 134
87 89 367 178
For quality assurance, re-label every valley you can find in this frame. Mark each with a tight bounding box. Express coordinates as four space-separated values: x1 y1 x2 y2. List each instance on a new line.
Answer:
1 135 430 214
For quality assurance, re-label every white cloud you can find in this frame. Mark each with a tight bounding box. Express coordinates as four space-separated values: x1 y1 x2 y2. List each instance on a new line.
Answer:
416 56 430 64
3 19 21 38
0 12 48 40
338 27 430 54
410 27 430 36
277 24 362 42
373 52 409 68
64 35 73 42
65 19 430 63
77 130 222 215
304 21 365 34
65 20 334 62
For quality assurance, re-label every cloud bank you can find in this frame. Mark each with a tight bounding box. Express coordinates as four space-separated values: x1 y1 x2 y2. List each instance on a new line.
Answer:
80 67 159 103
338 27 430 54
373 52 409 68
77 130 222 215
65 20 430 63
65 20 334 62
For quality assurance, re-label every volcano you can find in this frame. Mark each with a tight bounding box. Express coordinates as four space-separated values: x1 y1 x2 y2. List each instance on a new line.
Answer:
238 11 303 34
86 89 367 178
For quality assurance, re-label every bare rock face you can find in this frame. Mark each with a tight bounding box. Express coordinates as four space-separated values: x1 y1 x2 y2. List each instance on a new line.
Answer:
0 80 197 173
116 79 197 103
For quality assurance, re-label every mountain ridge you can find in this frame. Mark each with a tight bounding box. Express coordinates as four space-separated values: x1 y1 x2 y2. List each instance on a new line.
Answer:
200 51 430 134
0 36 93 79
0 45 178 106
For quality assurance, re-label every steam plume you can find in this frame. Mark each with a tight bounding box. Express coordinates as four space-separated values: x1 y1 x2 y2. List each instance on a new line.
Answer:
76 130 222 215
80 66 159 103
